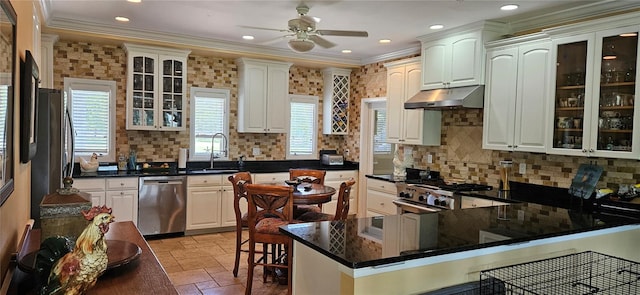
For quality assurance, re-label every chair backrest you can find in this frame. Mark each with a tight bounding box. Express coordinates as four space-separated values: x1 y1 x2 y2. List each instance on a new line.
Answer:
228 172 253 221
244 184 294 227
289 168 326 184
334 178 356 221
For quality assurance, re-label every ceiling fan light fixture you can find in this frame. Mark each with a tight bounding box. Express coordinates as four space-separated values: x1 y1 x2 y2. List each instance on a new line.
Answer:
288 39 315 52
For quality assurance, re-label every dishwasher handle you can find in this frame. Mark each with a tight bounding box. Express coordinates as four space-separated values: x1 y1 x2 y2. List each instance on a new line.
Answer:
142 180 184 185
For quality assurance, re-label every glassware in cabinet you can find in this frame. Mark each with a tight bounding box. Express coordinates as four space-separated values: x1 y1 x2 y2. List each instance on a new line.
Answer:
552 40 588 151
595 30 637 153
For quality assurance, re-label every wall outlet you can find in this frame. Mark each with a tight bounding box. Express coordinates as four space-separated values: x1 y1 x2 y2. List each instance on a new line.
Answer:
252 147 261 156
427 154 433 164
344 149 349 155
519 163 526 175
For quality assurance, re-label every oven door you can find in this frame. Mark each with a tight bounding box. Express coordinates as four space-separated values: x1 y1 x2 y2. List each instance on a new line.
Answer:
393 199 442 214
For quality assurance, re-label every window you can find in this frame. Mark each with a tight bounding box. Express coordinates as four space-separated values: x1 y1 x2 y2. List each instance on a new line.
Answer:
287 95 318 159
373 108 392 154
190 87 229 161
64 78 116 162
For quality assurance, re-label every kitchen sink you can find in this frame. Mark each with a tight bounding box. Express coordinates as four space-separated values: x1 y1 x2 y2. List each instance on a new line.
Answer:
187 168 239 174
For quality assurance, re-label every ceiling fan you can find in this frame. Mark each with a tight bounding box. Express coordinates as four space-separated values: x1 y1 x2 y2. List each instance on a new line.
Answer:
243 4 368 53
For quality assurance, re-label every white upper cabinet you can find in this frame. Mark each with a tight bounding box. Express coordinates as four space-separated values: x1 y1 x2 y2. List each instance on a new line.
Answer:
236 58 292 133
418 21 507 90
385 58 441 145
123 43 190 131
322 68 351 135
546 24 640 159
483 37 551 153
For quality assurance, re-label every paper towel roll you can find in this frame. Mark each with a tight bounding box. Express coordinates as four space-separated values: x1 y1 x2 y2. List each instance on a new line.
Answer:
178 148 188 169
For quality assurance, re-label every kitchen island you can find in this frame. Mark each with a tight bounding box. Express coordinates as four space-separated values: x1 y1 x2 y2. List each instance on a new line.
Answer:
280 201 640 294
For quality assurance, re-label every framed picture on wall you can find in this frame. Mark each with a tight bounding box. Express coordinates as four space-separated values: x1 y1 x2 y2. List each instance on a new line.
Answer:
20 50 39 163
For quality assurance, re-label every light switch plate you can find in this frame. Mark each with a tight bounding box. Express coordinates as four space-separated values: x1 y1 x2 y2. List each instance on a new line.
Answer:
427 154 433 163
519 163 526 175
253 147 261 156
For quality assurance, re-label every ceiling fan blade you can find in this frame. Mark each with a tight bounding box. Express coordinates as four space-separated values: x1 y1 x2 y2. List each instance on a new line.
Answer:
260 34 293 45
316 30 368 37
239 25 289 33
309 35 336 49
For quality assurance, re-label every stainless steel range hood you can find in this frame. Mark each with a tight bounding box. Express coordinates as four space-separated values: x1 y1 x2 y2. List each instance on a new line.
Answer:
404 85 484 109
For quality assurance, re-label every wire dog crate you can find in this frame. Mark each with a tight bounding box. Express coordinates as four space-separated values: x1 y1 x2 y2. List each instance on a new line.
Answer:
480 251 640 294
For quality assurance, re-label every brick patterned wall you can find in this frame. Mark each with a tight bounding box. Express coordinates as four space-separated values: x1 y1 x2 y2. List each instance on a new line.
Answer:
52 40 344 162
52 40 637 191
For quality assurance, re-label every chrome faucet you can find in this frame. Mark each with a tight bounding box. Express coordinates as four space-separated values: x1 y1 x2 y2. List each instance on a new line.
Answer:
210 133 228 169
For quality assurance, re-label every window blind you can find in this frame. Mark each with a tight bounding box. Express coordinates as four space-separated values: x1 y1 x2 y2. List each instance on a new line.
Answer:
0 85 7 153
193 94 226 157
70 89 110 155
289 101 316 156
374 109 391 154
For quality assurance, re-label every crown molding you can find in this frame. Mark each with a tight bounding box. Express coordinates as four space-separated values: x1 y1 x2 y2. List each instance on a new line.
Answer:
503 1 640 34
360 46 421 65
45 17 408 68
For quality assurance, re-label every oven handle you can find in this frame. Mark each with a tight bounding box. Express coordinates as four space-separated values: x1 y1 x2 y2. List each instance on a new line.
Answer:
392 200 441 213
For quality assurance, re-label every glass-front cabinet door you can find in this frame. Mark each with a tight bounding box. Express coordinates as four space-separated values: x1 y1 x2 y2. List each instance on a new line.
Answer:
549 27 640 159
124 43 189 131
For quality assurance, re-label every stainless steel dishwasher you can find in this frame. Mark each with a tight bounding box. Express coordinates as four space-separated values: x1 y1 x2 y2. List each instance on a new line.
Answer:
138 176 187 236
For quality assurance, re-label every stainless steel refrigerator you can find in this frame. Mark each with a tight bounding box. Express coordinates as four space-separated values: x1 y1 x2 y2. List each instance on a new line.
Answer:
31 88 69 228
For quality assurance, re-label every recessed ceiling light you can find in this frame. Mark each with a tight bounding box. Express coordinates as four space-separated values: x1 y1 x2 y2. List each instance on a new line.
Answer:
342 49 352 54
242 35 254 40
379 39 391 44
429 24 444 30
500 4 519 11
127 0 142 3
115 16 130 22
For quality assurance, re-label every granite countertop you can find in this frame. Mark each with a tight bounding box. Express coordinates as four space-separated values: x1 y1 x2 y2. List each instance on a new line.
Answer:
73 160 359 178
280 200 637 269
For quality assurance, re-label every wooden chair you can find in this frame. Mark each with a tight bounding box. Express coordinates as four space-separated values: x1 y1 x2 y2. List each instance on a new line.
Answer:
245 184 294 295
228 172 253 277
297 178 356 222
289 169 326 218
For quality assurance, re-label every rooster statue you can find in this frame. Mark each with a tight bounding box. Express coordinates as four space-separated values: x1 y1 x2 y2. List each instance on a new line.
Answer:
38 205 115 295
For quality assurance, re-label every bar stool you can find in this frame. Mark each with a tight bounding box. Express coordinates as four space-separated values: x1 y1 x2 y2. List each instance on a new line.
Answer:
297 178 356 222
244 184 294 295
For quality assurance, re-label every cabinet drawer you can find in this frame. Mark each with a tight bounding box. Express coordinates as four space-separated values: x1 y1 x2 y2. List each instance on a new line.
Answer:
73 178 106 191
106 177 138 190
366 178 396 195
188 175 224 187
366 190 397 215
254 173 289 185
325 170 357 181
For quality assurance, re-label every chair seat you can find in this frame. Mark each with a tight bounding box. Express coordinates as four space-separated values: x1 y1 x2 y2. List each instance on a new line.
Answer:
297 211 333 222
293 205 322 219
256 218 289 235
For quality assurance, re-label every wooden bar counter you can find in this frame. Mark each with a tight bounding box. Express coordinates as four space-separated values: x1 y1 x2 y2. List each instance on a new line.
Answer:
9 221 176 295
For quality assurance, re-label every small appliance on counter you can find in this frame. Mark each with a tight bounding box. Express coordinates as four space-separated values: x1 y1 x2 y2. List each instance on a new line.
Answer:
320 149 344 166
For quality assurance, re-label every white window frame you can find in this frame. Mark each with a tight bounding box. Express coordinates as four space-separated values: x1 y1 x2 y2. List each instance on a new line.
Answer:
287 94 318 160
189 87 230 162
64 78 117 162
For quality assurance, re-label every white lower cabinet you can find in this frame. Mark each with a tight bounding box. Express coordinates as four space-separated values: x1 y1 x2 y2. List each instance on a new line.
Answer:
322 170 358 216
254 172 289 185
186 174 236 231
73 177 138 225
73 178 106 207
366 178 397 216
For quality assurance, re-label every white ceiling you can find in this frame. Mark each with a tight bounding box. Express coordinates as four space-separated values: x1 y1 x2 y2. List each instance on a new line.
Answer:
39 0 640 67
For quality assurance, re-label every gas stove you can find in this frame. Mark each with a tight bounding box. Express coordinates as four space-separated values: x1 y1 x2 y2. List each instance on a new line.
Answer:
394 181 493 213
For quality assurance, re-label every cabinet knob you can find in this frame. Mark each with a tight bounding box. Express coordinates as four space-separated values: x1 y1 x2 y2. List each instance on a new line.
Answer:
513 145 518 148
120 183 124 186
380 203 384 206
582 149 587 153
204 180 208 183
589 149 595 153
120 192 124 195
507 145 513 148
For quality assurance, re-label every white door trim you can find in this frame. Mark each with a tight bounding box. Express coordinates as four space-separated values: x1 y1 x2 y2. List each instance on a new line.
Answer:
358 97 386 217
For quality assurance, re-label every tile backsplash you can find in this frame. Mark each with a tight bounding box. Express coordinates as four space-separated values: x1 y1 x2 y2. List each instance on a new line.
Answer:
52 40 637 192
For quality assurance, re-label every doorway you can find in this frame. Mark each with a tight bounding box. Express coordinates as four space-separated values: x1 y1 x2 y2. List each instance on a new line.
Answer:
358 98 395 215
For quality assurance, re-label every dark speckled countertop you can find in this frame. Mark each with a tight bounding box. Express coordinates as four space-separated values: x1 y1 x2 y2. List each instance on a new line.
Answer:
280 201 637 269
73 159 359 178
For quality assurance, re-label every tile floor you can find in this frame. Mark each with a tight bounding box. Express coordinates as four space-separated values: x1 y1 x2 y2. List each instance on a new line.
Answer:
147 230 287 295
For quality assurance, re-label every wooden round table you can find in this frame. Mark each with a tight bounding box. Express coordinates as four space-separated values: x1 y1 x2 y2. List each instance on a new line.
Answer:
292 183 336 205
